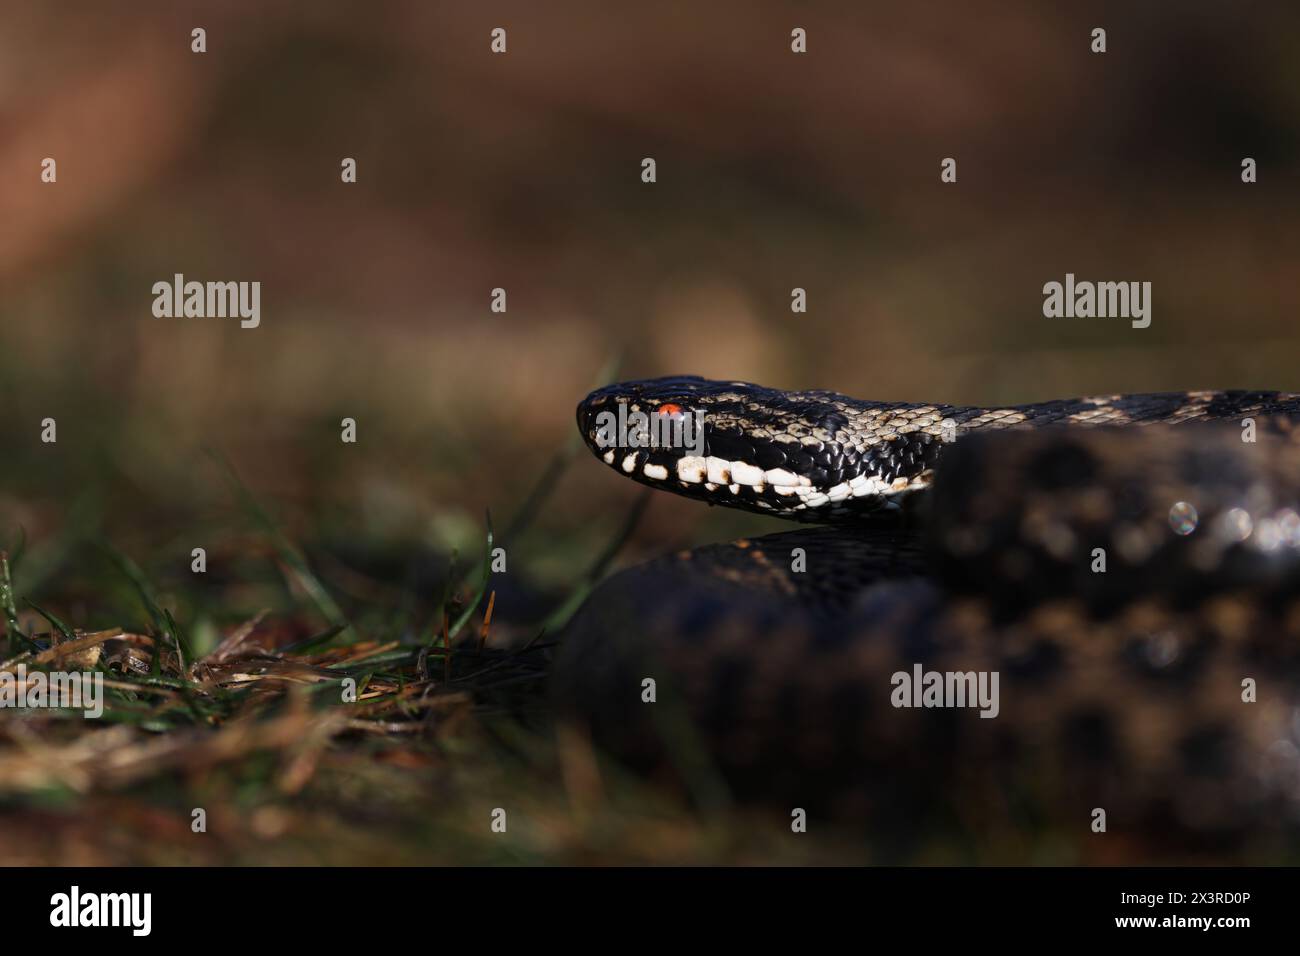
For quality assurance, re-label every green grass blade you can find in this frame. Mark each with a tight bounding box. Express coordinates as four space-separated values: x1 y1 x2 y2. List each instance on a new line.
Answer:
24 599 75 643
98 542 175 676
1 551 35 654
446 510 494 642
542 488 651 632
209 450 353 641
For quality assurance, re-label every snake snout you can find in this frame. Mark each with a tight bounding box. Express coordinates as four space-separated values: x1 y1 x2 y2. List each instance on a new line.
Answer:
577 375 952 520
576 379 714 489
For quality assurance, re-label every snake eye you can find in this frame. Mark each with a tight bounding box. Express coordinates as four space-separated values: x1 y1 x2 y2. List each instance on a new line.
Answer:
655 403 685 418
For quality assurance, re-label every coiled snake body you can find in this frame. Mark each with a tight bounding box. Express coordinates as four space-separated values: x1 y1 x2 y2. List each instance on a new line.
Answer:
555 377 1300 861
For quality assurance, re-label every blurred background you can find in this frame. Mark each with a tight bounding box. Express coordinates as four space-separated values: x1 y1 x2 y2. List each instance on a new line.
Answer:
1 0 1298 862
5 0 1300 568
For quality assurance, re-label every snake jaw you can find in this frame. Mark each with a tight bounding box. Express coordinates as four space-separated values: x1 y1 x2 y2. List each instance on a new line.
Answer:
580 379 1300 526
576 376 947 521
563 382 1300 844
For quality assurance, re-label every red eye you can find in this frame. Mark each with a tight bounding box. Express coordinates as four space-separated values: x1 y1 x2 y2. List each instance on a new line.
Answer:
656 403 685 417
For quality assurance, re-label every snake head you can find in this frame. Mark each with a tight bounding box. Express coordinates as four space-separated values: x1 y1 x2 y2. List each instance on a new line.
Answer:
576 376 944 521
576 376 717 484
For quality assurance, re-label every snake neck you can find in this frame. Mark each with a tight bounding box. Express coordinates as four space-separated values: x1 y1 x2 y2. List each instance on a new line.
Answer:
577 378 1300 524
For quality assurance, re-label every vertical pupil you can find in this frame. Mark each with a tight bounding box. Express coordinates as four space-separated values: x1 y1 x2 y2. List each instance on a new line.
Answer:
657 403 683 417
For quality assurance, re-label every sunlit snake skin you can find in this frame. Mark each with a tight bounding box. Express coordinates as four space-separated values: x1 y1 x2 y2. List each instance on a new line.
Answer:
556 377 1300 862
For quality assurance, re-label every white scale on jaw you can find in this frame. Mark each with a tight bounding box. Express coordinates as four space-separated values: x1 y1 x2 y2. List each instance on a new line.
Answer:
629 454 909 508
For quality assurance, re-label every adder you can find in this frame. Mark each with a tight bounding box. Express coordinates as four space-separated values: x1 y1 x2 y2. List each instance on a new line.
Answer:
554 376 1300 861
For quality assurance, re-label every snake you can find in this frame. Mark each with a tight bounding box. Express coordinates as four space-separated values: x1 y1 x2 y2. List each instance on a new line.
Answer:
553 376 1300 862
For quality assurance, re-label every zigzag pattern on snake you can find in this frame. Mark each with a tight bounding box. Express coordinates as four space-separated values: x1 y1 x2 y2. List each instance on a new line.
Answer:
554 377 1300 861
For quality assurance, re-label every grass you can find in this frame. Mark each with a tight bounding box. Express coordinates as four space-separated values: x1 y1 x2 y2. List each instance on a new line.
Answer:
1 426 884 865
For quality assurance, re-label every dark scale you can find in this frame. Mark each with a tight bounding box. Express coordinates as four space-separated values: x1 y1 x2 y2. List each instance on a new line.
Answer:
704 429 754 462
754 443 787 470
564 377 1300 853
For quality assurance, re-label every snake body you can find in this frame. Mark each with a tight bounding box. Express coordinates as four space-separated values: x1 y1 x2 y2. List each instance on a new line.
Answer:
555 377 1300 861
